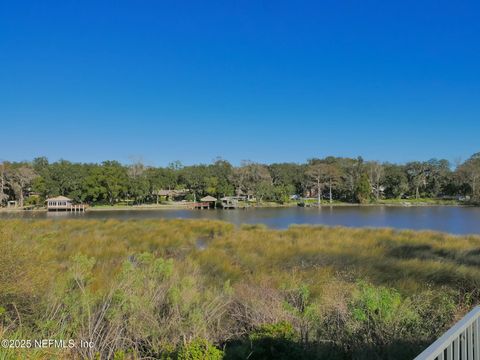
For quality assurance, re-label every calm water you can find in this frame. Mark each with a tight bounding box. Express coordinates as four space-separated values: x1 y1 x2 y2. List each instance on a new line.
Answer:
1 206 480 235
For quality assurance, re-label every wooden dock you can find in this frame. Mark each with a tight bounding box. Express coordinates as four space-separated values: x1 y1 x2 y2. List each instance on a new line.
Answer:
221 203 238 209
47 204 87 212
192 202 211 209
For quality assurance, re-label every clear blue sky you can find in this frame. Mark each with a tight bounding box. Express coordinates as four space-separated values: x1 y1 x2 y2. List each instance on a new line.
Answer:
1 1 479 166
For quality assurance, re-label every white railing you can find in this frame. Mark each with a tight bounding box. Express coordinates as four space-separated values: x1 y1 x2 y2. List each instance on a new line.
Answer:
415 306 480 360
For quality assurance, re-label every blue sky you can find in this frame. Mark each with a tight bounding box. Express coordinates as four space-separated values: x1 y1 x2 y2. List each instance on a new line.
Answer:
1 0 479 166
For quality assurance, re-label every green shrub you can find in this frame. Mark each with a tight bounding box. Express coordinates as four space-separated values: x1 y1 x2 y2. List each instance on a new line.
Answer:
350 281 416 324
346 281 422 359
355 173 371 203
249 321 296 341
177 339 223 360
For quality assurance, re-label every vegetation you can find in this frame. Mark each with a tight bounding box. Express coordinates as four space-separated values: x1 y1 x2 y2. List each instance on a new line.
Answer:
1 218 479 359
1 153 480 208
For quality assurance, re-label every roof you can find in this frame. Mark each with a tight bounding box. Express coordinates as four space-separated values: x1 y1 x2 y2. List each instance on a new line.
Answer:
200 196 217 202
154 190 173 196
154 189 190 196
46 196 72 201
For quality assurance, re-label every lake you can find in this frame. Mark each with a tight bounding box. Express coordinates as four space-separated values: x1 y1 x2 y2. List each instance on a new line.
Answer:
1 206 480 235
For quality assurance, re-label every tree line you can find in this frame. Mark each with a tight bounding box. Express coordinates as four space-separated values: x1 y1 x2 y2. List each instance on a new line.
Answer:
1 153 480 206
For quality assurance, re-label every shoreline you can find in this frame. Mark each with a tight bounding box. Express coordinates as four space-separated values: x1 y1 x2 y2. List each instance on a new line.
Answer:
0 201 474 213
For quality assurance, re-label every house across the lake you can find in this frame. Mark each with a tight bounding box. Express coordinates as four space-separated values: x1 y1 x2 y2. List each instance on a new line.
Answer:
46 196 86 212
220 196 239 209
153 189 190 202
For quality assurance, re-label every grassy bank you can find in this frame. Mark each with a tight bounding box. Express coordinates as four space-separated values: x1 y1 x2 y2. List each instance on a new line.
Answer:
0 198 470 213
377 198 463 206
88 198 468 210
1 219 479 359
89 203 192 211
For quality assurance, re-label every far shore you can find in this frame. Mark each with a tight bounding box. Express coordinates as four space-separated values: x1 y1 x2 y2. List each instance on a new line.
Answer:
0 200 474 213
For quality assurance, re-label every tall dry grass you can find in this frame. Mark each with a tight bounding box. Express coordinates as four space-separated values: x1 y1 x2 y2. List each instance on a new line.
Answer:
0 219 479 359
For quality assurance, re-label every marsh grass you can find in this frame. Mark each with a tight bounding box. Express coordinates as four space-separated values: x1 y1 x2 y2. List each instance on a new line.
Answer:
0 219 479 359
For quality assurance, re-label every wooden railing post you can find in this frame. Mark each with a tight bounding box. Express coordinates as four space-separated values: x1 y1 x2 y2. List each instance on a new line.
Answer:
415 307 480 360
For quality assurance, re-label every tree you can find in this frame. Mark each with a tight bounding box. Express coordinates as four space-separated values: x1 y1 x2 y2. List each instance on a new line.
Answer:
256 181 276 202
209 159 234 197
338 157 364 202
0 162 8 206
367 161 384 201
425 159 452 197
179 165 209 201
231 161 272 200
306 160 340 205
82 165 106 204
355 173 371 204
146 167 177 192
268 163 305 196
5 165 37 207
49 160 87 201
406 162 429 199
274 184 296 203
306 163 329 205
230 167 246 197
127 162 149 204
100 161 128 205
457 153 480 200
383 164 408 199
323 163 341 204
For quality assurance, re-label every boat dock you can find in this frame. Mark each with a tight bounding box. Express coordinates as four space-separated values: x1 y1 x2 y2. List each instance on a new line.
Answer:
46 196 87 212
192 202 211 209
